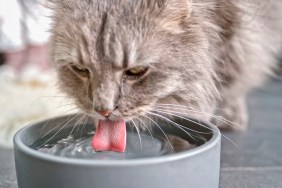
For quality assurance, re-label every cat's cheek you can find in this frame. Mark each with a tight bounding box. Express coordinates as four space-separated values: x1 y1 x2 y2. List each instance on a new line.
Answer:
58 67 92 112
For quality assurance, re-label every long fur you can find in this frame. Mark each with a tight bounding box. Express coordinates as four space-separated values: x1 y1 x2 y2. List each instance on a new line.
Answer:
49 0 282 130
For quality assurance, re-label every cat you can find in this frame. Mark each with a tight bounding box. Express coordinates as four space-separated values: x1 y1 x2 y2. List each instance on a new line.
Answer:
48 0 282 131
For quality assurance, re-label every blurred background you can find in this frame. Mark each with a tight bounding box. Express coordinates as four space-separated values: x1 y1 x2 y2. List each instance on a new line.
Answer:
0 0 76 148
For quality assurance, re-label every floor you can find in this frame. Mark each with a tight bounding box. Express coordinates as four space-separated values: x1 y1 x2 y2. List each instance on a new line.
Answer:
0 77 282 188
219 77 282 188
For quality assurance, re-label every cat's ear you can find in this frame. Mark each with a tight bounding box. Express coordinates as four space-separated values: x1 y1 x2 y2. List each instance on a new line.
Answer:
158 0 192 33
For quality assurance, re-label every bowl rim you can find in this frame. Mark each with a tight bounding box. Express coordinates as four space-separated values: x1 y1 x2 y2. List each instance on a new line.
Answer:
14 115 221 167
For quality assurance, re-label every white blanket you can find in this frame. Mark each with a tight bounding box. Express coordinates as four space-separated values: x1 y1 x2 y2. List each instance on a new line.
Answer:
0 69 77 148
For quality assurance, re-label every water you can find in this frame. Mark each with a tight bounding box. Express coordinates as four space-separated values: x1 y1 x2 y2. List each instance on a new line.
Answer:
34 129 204 160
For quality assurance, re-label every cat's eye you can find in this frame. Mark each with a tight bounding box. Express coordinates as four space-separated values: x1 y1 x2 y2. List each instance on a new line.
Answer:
125 66 149 79
69 64 90 77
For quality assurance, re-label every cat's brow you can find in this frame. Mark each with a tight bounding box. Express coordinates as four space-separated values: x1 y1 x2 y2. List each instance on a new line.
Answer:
77 32 91 66
122 48 129 69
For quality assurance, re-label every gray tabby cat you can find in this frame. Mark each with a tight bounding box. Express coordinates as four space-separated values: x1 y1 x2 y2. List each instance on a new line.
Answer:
49 0 282 131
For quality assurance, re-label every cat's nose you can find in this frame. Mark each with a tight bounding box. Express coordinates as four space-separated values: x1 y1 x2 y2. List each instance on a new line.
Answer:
96 110 112 117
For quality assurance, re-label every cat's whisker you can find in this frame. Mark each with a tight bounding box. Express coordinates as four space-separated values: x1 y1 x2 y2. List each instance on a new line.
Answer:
81 112 97 119
52 103 77 108
141 115 174 149
151 109 239 147
135 117 156 146
130 119 143 150
156 105 218 123
30 94 77 117
155 104 243 129
38 95 76 99
39 107 81 136
66 114 86 147
79 115 89 140
151 110 212 135
38 114 81 148
152 109 217 134
171 110 231 131
156 103 232 113
213 115 243 129
147 111 198 141
65 114 87 149
44 103 78 113
65 116 84 149
31 94 75 107
156 107 211 121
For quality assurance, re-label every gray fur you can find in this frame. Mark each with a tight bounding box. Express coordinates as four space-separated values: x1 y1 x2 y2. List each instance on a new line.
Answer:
49 0 282 130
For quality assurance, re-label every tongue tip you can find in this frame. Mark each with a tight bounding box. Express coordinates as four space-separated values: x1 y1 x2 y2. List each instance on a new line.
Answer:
92 146 126 153
92 138 126 153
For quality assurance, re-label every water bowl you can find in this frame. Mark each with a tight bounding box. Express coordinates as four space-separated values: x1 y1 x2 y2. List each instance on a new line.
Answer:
14 114 221 188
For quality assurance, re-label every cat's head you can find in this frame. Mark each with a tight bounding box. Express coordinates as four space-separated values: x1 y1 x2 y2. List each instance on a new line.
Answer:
50 0 218 121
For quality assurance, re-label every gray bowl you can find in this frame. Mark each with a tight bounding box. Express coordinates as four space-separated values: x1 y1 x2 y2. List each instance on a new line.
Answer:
14 115 221 188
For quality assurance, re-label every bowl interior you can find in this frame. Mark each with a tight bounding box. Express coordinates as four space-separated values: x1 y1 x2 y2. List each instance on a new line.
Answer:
17 115 216 160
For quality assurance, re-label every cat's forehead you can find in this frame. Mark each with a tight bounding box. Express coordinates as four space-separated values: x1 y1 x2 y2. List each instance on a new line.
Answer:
54 0 175 68
71 35 139 69
70 17 158 68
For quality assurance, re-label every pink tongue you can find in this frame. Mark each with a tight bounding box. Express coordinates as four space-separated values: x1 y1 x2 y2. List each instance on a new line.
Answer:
92 119 126 152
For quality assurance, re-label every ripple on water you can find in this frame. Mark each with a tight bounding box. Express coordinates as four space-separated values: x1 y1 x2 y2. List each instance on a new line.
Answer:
34 130 203 160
